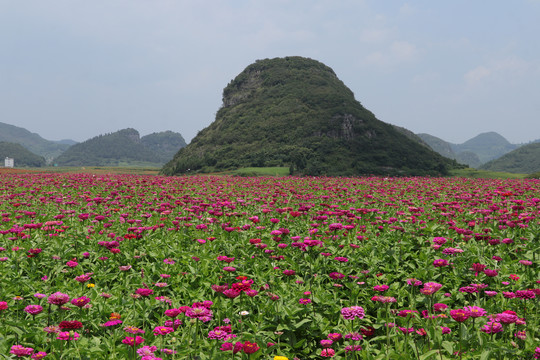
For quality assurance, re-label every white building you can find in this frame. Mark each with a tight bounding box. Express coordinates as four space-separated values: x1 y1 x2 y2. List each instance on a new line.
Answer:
4 157 14 168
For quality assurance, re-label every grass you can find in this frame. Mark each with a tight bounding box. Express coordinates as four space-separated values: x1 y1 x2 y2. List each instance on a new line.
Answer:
448 168 528 179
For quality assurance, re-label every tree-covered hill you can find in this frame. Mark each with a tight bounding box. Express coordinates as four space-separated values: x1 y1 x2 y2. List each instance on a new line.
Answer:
0 142 46 167
480 142 540 174
451 132 518 164
0 122 73 162
141 131 187 163
162 56 459 176
53 129 186 166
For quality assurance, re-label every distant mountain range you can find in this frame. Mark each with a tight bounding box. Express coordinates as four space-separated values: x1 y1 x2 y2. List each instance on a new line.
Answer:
53 128 187 166
416 131 539 169
1 116 538 174
0 121 74 162
0 121 186 167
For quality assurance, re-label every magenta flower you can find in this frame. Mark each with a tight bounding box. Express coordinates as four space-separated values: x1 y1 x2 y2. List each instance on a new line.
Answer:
480 322 503 334
320 348 335 357
341 306 365 320
420 282 442 295
47 292 70 306
71 296 91 308
10 345 34 357
373 284 389 292
185 306 213 322
31 352 47 359
135 288 154 297
433 259 449 267
153 326 174 336
463 306 486 318
24 304 43 315
450 308 471 322
101 319 123 327
56 331 80 341
483 268 498 277
122 336 145 346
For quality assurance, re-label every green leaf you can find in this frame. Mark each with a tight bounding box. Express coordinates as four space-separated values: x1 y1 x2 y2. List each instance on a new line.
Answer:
479 350 491 360
442 341 453 355
420 349 441 360
292 318 311 330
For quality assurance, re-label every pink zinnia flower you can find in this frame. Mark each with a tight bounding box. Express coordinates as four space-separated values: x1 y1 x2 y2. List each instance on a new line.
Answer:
321 348 335 357
153 326 174 336
10 345 34 357
450 309 471 322
135 288 153 297
71 296 91 308
185 306 213 322
373 284 389 292
480 322 503 334
24 304 43 315
122 336 145 346
433 259 449 267
31 352 47 359
420 282 442 295
496 311 518 324
47 292 70 306
56 331 80 341
341 306 365 320
463 306 486 318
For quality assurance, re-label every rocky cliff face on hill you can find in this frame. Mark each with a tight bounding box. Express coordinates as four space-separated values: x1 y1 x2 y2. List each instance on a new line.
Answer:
162 56 458 176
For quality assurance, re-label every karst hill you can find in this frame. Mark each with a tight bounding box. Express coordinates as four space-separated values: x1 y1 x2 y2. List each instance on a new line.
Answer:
162 56 459 176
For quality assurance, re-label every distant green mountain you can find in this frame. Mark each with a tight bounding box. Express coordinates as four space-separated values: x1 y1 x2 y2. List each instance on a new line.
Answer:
162 56 459 176
417 132 518 168
417 133 456 159
0 142 46 167
452 132 518 164
480 142 540 174
141 131 187 163
0 122 73 162
53 128 186 166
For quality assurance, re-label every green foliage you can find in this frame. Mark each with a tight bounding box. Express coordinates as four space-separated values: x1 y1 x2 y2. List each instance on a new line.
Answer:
0 141 46 167
141 131 187 163
54 129 186 166
162 56 457 177
480 142 540 174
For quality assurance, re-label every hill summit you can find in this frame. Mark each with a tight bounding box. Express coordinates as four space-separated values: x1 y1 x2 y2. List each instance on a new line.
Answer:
162 56 457 176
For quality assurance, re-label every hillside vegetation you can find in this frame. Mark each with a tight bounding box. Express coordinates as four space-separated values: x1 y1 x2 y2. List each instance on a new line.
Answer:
162 56 459 176
0 122 72 162
0 142 46 167
54 128 186 166
480 142 540 174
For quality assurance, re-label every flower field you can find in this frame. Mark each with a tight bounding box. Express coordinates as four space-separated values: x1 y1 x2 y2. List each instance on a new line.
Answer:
0 173 538 359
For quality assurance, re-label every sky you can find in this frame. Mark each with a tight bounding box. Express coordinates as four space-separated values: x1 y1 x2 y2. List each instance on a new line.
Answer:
1 1 539 145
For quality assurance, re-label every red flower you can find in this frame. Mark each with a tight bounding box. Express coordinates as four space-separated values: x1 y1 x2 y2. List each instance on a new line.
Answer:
59 320 83 329
242 341 260 354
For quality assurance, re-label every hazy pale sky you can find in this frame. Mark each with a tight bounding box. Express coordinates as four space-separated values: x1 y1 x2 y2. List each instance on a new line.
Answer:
1 0 539 144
